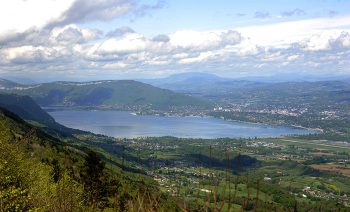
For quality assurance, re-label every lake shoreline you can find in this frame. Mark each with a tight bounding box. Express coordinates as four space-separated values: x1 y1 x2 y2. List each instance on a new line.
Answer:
48 109 317 139
43 106 321 135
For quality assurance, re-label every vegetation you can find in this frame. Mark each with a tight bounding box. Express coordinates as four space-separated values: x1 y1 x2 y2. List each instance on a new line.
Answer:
0 93 57 127
205 80 350 141
72 134 350 211
0 108 177 211
0 93 80 136
1 80 350 211
0 79 212 110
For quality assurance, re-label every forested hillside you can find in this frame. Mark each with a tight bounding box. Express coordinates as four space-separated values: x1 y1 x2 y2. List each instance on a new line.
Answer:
0 108 177 211
0 79 211 110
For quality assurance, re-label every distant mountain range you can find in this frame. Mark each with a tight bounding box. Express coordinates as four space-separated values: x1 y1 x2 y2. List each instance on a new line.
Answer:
0 79 211 109
141 72 263 94
142 72 225 84
141 72 350 95
3 71 350 85
2 72 349 112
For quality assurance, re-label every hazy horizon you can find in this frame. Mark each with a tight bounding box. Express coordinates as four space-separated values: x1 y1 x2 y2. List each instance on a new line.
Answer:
3 71 350 85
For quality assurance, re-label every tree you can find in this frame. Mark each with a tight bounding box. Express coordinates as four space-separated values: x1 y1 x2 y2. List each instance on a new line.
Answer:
80 150 107 208
51 159 61 182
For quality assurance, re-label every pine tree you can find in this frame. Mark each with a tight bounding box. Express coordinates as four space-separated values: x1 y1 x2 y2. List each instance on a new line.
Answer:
80 150 106 208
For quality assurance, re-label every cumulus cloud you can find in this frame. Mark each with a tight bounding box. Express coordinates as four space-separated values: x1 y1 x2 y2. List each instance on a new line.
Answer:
301 34 332 51
1 5 350 79
106 26 135 37
152 34 170 43
86 29 242 67
0 25 101 48
287 55 300 62
0 0 165 33
2 25 350 78
0 0 74 33
52 25 102 44
332 31 350 48
169 30 242 51
0 24 102 69
96 33 147 54
46 0 134 28
44 0 167 29
178 52 217 64
300 31 350 51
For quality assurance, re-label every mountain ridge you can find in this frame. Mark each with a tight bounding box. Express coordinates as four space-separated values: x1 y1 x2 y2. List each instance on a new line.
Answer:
0 79 212 110
0 93 80 135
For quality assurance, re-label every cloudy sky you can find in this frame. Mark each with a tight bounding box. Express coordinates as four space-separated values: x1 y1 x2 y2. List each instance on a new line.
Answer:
1 0 350 81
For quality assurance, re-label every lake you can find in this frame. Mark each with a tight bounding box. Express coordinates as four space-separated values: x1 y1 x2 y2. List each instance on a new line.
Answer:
48 110 317 139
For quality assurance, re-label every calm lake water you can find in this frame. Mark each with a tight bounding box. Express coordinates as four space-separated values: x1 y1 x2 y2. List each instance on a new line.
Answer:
48 110 316 139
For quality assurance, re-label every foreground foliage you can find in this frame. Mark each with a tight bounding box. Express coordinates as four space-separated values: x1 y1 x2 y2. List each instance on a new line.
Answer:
0 108 177 211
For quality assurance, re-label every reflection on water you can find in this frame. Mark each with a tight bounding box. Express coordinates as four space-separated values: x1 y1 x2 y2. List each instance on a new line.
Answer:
49 110 317 139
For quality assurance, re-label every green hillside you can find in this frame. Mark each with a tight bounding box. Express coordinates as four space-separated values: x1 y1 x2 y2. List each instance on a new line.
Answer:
0 93 56 126
0 93 77 135
1 80 212 110
0 107 177 211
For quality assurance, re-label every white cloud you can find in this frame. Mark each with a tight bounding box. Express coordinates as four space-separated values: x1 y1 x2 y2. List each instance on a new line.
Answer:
173 53 189 59
169 30 241 51
301 34 332 51
96 33 147 54
287 55 300 61
237 15 350 47
0 0 74 33
103 61 128 69
178 52 216 64
3 45 60 64
1 3 350 79
145 60 169 65
50 25 101 44
47 0 134 28
332 32 350 48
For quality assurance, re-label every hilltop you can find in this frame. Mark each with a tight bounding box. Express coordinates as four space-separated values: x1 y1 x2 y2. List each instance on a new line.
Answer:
0 93 79 135
142 72 262 94
0 79 212 110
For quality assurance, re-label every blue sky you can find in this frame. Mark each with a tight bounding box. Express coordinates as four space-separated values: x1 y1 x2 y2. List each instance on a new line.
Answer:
0 0 350 81
86 0 350 35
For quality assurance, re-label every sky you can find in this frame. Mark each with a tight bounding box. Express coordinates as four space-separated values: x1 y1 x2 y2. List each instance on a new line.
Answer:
0 0 350 81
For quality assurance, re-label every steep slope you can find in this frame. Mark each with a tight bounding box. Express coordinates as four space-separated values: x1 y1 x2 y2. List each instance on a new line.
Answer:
0 93 73 134
0 107 177 211
0 93 56 126
0 78 21 89
0 108 82 210
1 80 212 109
